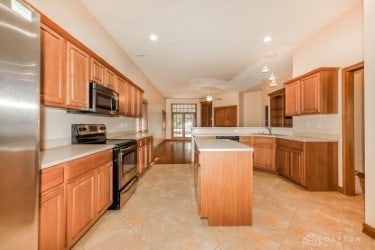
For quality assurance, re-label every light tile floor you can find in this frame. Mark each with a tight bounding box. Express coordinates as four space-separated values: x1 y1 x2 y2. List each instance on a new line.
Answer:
73 164 374 249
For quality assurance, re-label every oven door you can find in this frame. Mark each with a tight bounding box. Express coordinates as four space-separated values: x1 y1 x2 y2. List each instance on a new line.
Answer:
119 176 138 208
118 144 138 188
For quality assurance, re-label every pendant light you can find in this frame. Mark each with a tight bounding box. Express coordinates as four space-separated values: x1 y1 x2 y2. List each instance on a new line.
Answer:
262 65 269 73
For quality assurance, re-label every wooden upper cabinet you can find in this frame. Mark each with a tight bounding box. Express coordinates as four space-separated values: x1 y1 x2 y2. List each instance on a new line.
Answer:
118 77 127 115
127 84 135 116
285 80 300 116
268 89 292 127
104 68 118 92
214 105 237 127
135 89 143 118
285 67 338 116
41 24 66 107
90 58 105 85
66 42 90 110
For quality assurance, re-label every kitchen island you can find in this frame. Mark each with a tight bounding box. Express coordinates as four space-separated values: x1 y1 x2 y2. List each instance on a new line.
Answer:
194 139 254 226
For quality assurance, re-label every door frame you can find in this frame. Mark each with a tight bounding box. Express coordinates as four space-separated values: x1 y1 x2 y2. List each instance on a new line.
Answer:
171 104 197 140
342 61 364 195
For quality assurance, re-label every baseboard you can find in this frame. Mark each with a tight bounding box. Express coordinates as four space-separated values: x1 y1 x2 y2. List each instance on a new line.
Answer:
363 223 375 239
337 186 344 194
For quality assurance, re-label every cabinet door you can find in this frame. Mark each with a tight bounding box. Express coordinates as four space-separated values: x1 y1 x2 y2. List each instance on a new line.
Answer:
214 106 237 127
136 90 143 118
66 172 96 246
301 73 320 114
253 144 274 170
90 58 105 85
253 137 275 171
276 145 289 176
41 24 65 106
290 148 305 186
105 68 118 92
66 42 89 109
285 80 300 116
96 163 113 216
127 84 135 117
117 77 127 115
137 143 145 174
39 185 65 250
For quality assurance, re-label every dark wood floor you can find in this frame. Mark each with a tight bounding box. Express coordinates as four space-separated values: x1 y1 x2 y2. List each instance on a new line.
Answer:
154 140 192 164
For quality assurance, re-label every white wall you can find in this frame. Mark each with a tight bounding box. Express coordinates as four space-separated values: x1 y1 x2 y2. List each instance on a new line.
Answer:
242 91 263 127
28 0 165 148
292 2 363 186
165 98 201 139
364 0 375 229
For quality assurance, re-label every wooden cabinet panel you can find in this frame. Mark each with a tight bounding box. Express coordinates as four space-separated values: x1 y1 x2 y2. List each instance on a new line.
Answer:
66 42 89 109
105 68 118 92
41 24 65 107
200 101 212 127
289 148 305 186
196 149 253 226
118 77 127 115
127 84 135 116
90 58 105 85
214 105 237 127
137 140 145 174
276 141 289 177
268 89 292 127
253 137 276 171
285 67 338 116
39 185 65 250
66 171 96 246
285 80 300 116
96 163 113 216
301 73 320 114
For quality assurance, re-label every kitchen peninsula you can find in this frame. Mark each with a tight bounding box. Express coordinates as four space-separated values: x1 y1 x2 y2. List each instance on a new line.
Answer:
194 139 254 226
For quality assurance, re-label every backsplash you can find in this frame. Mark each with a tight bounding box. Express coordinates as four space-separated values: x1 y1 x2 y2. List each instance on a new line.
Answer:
292 114 340 141
41 106 137 149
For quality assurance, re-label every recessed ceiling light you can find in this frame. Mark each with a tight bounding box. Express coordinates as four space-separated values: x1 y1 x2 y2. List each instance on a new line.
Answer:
149 33 158 41
263 36 272 43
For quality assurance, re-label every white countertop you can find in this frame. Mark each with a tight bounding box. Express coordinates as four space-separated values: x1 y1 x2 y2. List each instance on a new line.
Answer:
193 134 337 142
107 132 152 140
195 139 254 152
40 144 114 169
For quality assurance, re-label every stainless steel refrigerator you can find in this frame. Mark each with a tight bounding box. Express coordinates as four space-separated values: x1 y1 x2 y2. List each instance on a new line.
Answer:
0 0 40 249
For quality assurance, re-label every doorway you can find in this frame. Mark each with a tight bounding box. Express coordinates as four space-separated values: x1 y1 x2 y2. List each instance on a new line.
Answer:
171 104 197 139
342 61 364 196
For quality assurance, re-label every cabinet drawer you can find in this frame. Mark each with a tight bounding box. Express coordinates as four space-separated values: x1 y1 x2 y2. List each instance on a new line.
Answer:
65 150 112 181
240 136 252 144
138 138 145 147
40 166 64 193
276 138 289 148
253 136 275 146
290 140 304 151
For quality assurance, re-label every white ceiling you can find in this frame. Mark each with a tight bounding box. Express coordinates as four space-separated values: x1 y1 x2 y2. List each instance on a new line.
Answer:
80 0 360 99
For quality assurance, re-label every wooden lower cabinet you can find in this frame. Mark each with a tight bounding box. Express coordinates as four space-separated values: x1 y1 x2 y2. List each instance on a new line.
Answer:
66 171 96 246
96 163 113 215
275 139 289 177
39 150 113 249
137 136 153 174
239 136 276 172
276 139 337 191
253 137 276 172
40 185 65 250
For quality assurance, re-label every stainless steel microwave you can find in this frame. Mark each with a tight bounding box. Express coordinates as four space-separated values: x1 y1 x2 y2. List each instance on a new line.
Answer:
89 82 119 115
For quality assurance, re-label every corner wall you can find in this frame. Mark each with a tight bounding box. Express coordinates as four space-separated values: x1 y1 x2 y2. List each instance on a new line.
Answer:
364 0 375 229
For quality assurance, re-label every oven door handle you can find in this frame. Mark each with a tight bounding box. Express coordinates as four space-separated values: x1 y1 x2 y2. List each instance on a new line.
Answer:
119 145 137 155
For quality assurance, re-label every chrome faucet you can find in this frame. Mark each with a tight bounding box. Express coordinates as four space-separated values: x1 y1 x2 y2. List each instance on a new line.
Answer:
265 126 272 135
